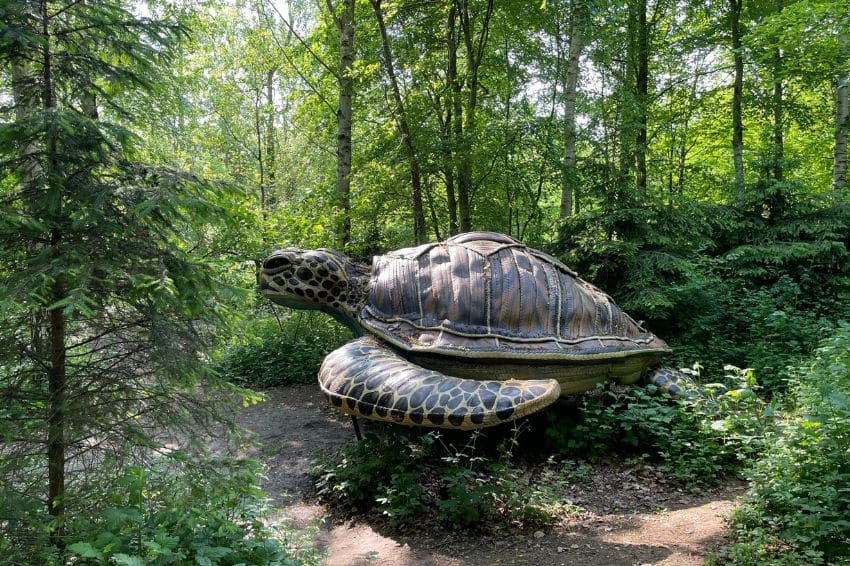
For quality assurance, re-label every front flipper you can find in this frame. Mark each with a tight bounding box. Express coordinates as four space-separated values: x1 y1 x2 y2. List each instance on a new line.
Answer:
644 366 690 396
319 337 561 430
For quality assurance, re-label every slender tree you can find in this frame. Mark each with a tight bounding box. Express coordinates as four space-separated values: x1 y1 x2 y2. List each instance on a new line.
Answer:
730 0 746 200
445 4 461 234
771 0 785 184
371 0 427 243
327 0 355 247
834 31 849 191
560 0 587 218
455 0 494 232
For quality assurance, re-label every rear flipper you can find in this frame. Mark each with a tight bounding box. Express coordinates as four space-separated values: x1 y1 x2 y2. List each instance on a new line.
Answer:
644 366 689 396
319 337 561 430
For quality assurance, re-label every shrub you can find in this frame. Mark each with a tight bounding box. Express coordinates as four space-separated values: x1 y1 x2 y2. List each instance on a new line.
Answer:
312 430 578 529
313 431 422 519
669 274 837 393
1 455 318 566
215 313 348 388
723 325 850 565
64 457 319 566
543 366 771 484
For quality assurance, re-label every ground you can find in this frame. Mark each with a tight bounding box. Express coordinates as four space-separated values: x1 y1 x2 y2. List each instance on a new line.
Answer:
238 384 745 565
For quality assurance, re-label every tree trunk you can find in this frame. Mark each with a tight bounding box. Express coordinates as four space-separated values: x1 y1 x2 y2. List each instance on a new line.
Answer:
451 11 465 233
371 0 426 243
771 0 784 183
445 5 459 234
834 33 849 192
730 0 745 200
254 96 266 210
634 0 649 192
47 278 66 550
265 68 277 206
619 0 649 189
334 0 354 248
455 0 494 232
12 62 42 187
560 0 586 219
40 1 66 548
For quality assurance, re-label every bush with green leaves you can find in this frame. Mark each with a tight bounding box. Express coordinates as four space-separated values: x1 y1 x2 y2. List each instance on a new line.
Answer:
0 454 318 566
62 457 318 566
542 366 771 484
722 325 850 565
312 429 578 529
669 273 838 393
214 312 348 388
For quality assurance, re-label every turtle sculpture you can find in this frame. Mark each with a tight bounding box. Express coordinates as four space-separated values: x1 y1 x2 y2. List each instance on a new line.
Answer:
258 232 683 430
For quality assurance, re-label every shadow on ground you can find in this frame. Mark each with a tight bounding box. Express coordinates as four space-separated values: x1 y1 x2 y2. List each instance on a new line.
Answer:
235 384 744 566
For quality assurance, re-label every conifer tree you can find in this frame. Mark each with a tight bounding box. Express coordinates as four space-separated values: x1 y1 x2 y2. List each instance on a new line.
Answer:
0 0 233 554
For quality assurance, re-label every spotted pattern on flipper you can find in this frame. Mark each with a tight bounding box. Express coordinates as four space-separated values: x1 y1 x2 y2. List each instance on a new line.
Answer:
318 336 561 430
644 366 689 396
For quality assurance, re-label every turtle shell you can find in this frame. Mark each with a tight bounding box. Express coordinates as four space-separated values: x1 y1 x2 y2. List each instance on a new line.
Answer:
360 232 670 360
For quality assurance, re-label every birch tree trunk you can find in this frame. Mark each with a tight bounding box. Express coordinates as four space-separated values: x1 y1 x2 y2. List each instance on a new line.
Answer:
834 33 849 192
771 0 784 184
265 68 277 206
560 0 586 219
329 0 354 247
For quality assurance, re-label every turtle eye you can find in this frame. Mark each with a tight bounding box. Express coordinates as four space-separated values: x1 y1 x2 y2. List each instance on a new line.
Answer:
263 256 290 270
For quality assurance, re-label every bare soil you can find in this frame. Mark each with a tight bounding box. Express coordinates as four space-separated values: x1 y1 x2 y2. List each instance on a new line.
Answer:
237 384 745 566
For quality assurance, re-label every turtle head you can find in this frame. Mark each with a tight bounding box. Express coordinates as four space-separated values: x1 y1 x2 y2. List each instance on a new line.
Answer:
259 247 368 334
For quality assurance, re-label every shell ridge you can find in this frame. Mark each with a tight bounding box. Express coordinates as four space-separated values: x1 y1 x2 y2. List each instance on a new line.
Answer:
415 256 424 321
508 246 524 333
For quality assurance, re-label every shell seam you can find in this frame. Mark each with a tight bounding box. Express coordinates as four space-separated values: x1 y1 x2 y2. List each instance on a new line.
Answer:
361 326 667 360
361 314 660 345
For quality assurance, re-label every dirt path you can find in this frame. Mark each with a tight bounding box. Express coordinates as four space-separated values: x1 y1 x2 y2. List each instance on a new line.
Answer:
238 384 745 565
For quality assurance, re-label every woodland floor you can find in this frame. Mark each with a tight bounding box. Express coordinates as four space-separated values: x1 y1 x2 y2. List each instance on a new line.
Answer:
236 384 746 566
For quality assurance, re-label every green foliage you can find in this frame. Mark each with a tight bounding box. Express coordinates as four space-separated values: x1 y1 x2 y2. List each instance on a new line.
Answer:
313 432 424 525
559 193 850 392
64 459 313 566
214 313 348 388
0 2 281 557
0 456 317 566
670 274 837 391
723 325 850 565
543 366 771 484
312 430 579 529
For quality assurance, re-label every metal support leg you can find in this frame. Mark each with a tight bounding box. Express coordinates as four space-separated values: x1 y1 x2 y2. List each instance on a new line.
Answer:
350 415 363 441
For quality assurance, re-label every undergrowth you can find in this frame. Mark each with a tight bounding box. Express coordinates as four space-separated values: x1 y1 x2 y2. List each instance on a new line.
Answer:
542 365 773 484
0 455 319 566
719 324 850 565
312 366 772 530
311 428 583 530
214 312 348 388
